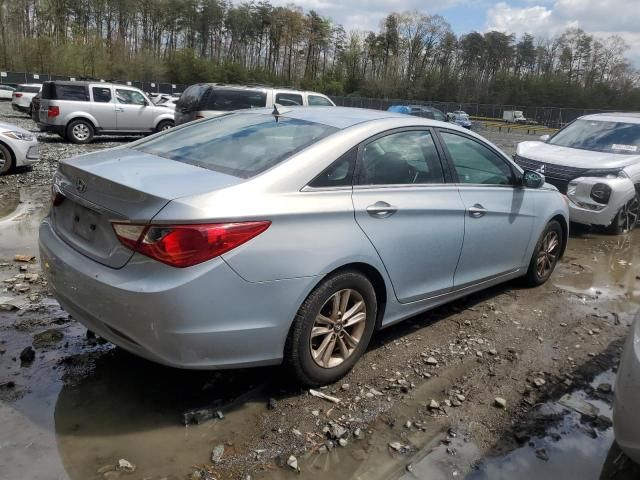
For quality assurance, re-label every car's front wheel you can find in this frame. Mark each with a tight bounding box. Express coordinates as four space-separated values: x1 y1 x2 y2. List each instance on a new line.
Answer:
285 270 377 386
525 220 563 286
67 119 94 144
0 143 14 175
156 120 174 132
607 195 640 235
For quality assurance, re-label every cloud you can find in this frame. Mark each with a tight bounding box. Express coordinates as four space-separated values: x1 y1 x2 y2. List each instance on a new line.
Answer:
485 0 640 66
268 0 462 32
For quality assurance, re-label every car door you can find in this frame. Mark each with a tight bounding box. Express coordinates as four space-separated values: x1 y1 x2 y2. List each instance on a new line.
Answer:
352 128 465 303
114 88 154 131
437 129 536 287
90 86 116 129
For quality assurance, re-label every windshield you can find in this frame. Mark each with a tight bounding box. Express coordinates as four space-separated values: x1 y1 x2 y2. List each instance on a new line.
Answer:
133 113 338 179
549 119 640 155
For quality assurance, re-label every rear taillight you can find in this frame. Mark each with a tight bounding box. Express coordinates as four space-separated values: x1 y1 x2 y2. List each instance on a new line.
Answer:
48 106 60 118
112 222 271 268
14 93 22 98
51 186 65 206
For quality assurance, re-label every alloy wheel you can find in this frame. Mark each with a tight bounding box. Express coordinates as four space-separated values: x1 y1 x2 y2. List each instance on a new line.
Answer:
617 196 640 233
536 230 559 278
310 289 367 368
72 123 90 141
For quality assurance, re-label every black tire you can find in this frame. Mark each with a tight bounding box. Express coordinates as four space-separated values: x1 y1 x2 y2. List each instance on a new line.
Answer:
606 195 640 235
155 120 174 133
525 220 563 286
0 143 14 175
66 119 94 144
284 270 377 386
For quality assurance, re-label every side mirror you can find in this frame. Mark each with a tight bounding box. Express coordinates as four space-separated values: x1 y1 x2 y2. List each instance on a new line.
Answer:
539 134 550 142
522 170 545 189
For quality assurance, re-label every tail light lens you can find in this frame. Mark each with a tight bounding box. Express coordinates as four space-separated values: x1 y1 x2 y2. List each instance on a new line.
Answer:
48 106 60 118
112 222 271 268
14 93 23 98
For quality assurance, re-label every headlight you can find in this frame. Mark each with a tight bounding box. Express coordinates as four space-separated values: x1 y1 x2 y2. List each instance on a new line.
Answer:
1 131 34 141
584 168 628 179
590 183 612 204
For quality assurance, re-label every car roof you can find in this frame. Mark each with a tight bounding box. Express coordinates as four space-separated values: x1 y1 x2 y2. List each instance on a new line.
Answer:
237 106 452 130
581 112 640 124
19 83 42 87
194 83 328 96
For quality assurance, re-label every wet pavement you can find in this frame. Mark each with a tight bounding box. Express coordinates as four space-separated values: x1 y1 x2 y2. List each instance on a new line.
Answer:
1 101 640 480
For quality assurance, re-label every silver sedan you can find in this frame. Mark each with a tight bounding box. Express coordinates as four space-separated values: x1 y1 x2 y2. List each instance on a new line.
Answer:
0 120 39 175
39 107 569 385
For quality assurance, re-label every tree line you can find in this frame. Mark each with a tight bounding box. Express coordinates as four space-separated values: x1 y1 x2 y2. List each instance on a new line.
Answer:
1 0 639 109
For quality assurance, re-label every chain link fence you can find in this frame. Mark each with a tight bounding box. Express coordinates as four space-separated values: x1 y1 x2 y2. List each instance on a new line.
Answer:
0 70 188 94
330 96 619 129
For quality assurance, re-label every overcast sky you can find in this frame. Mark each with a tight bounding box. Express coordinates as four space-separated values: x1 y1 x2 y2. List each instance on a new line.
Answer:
270 0 640 66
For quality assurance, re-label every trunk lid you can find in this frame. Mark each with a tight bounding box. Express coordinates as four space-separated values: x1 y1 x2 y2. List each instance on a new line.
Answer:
51 148 243 268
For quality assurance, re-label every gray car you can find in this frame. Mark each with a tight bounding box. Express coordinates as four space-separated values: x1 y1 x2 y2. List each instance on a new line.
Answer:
38 81 175 144
39 107 569 385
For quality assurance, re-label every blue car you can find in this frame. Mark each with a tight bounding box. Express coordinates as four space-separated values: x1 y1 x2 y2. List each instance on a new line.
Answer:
388 104 448 122
448 111 472 129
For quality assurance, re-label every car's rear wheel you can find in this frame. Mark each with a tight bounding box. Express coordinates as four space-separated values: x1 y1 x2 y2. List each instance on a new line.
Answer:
0 143 14 175
525 220 562 286
285 270 377 386
67 119 94 144
156 120 174 132
607 195 640 235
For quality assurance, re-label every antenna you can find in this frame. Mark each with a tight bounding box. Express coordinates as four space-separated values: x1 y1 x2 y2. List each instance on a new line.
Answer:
272 103 292 121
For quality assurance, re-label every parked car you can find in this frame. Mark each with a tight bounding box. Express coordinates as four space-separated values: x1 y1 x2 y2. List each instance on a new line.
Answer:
30 93 41 123
448 112 472 129
0 84 15 100
11 83 42 115
503 110 527 124
614 315 640 464
174 84 335 125
515 113 640 234
39 107 568 385
37 81 175 144
387 105 448 122
153 94 180 110
0 120 40 175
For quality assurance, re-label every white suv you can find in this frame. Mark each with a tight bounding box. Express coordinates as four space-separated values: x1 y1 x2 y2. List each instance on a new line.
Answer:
515 113 640 234
11 83 42 115
175 84 335 125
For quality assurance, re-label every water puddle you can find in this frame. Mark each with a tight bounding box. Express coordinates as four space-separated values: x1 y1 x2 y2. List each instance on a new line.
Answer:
0 187 50 259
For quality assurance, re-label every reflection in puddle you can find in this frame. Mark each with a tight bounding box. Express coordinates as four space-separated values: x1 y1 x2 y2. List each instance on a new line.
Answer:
0 187 50 258
466 370 616 480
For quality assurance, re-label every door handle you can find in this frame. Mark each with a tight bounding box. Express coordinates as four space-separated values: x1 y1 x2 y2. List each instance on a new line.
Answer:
366 201 398 218
468 204 488 218
115 107 124 112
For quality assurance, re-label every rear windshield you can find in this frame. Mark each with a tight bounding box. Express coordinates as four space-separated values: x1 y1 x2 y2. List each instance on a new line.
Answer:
42 83 89 101
175 84 210 114
206 89 267 111
133 113 338 179
549 119 640 155
17 85 41 93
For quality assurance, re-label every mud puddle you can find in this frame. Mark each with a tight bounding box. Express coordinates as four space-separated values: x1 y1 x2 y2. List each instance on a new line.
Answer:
0 308 280 480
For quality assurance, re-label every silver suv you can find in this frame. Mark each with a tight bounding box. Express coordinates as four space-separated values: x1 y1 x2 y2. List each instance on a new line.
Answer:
38 81 175 144
175 84 335 125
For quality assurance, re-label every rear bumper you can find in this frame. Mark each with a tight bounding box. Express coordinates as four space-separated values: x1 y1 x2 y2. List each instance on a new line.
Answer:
38 123 65 136
39 218 318 369
11 103 28 113
614 318 640 464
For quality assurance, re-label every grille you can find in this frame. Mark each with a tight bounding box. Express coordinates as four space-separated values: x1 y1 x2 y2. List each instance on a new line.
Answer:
514 155 590 194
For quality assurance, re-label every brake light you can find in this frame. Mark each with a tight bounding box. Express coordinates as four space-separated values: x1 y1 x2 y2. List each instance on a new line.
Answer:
112 222 271 268
48 106 60 118
14 93 23 98
195 115 204 119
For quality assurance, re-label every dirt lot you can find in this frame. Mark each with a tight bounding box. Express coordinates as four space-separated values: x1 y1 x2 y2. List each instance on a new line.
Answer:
1 103 639 480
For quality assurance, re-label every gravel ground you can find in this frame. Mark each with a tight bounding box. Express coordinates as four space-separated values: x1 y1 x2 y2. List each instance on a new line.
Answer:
0 102 638 480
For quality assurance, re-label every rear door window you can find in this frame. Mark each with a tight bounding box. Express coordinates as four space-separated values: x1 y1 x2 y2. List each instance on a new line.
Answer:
206 89 267 111
308 95 333 106
133 113 337 179
92 87 112 103
275 93 303 106
42 83 88 100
